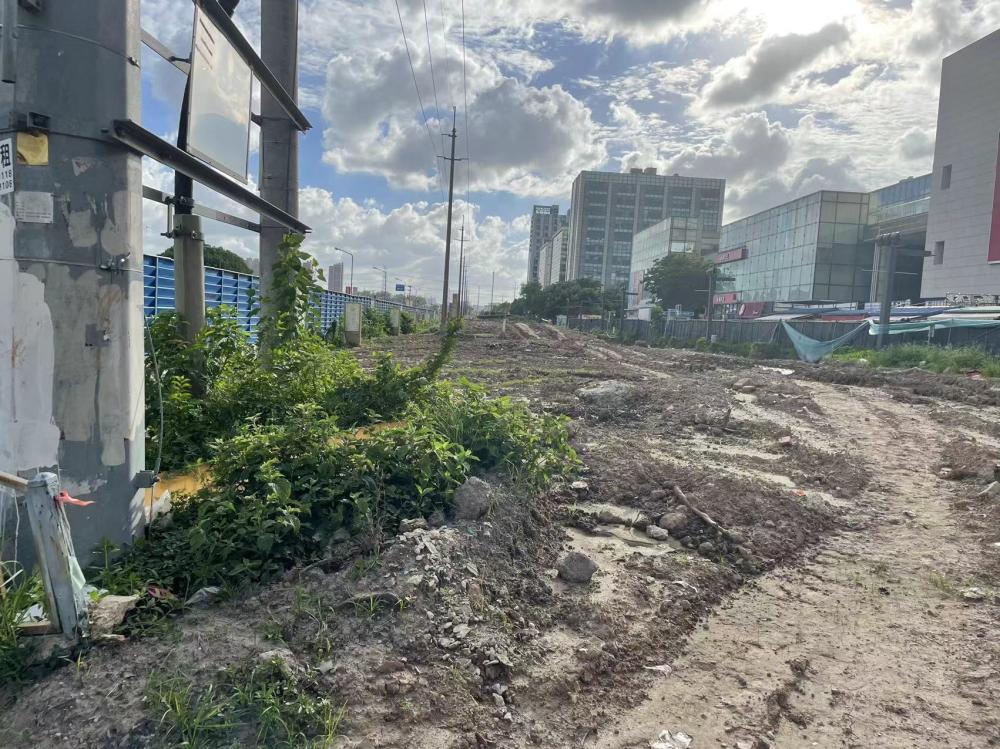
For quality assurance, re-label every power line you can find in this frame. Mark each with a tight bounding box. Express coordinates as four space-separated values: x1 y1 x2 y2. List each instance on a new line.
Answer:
421 0 443 127
393 0 445 199
460 0 472 272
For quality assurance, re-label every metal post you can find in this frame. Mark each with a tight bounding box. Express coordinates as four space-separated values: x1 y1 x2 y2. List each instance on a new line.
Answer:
490 270 495 312
440 108 459 327
876 233 899 350
457 223 465 318
259 0 300 318
173 213 205 341
2 0 146 561
24 473 88 640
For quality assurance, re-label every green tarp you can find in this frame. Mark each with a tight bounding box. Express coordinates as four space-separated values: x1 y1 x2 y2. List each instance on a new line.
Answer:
782 321 869 363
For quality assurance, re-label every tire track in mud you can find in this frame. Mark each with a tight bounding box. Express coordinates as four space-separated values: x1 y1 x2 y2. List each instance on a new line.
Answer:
591 383 1000 749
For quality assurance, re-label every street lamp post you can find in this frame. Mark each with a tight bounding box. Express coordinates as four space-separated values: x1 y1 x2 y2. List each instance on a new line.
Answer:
333 246 354 293
876 232 902 350
372 266 388 297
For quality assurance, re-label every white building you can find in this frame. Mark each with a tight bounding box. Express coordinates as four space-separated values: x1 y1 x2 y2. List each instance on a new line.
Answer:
328 262 344 293
922 29 1000 299
527 205 565 283
545 227 569 287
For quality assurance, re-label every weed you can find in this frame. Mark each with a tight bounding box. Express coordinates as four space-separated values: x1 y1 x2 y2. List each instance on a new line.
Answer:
928 571 958 596
0 566 42 684
833 344 1000 377
259 620 285 643
147 677 236 747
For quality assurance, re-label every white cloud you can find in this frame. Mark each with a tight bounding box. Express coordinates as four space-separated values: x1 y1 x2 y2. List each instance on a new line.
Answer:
702 23 851 108
320 42 606 196
896 127 935 162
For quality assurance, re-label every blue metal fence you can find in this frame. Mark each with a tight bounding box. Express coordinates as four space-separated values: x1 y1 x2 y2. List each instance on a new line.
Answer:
143 254 433 333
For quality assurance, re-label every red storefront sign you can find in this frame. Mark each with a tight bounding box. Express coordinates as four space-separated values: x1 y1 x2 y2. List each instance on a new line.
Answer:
989 133 1000 263
738 301 766 318
713 292 739 305
714 246 747 264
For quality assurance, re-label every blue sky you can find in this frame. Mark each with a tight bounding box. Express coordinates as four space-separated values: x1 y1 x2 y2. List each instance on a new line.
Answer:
139 0 1000 302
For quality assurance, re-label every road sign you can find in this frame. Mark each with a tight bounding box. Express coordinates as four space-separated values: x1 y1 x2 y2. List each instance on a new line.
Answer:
186 7 253 182
395 283 406 292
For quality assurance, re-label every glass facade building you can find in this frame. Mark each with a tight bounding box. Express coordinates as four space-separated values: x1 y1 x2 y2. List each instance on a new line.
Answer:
566 168 724 288
629 217 708 306
716 175 932 308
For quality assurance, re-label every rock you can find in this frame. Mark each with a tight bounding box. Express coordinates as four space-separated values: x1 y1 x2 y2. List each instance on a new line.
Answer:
576 380 637 409
316 660 335 674
377 658 407 674
184 586 221 608
698 541 716 556
399 517 429 533
651 730 693 749
645 525 672 542
938 467 954 480
492 692 506 709
597 508 628 525
88 594 140 636
258 648 302 677
739 385 757 394
427 509 447 527
453 477 492 520
649 489 668 501
978 481 1000 498
632 512 652 530
732 378 754 391
657 511 690 533
778 435 794 448
452 623 471 639
570 480 589 492
961 587 987 601
557 551 598 583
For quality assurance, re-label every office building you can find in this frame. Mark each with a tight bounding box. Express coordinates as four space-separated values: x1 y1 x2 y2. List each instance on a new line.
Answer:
540 226 569 286
921 29 1000 299
712 176 931 314
539 237 554 287
527 205 565 283
328 262 344 293
627 217 709 317
565 168 724 288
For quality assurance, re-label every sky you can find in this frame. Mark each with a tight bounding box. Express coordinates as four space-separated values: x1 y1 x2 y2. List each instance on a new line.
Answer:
139 0 1000 304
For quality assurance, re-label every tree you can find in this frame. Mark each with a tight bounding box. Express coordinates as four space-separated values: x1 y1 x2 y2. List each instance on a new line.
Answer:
643 253 713 313
509 278 606 319
161 244 253 275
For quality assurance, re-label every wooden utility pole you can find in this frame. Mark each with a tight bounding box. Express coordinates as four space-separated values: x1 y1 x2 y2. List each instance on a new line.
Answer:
440 107 463 326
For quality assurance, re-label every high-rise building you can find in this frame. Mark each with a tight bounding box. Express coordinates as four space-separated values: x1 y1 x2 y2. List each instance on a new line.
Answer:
628 216 710 316
546 227 570 287
527 205 564 283
539 237 554 287
328 262 344 293
565 168 724 288
921 29 1000 299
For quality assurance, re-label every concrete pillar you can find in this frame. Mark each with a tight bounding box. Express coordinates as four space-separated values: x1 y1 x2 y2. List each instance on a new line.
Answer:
258 0 300 318
0 0 146 561
173 213 205 341
343 303 362 347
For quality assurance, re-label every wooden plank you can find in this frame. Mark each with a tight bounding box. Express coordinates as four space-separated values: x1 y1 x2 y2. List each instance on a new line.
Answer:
23 473 89 641
17 620 56 637
0 470 28 491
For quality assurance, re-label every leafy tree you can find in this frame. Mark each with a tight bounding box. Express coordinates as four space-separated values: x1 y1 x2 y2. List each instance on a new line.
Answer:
643 253 714 312
509 278 606 319
161 244 253 274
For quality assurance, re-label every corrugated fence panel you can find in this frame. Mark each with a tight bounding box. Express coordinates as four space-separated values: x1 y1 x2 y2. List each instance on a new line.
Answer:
142 254 433 334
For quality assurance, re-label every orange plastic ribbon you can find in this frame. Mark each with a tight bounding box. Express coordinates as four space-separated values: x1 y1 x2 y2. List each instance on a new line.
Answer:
55 490 95 507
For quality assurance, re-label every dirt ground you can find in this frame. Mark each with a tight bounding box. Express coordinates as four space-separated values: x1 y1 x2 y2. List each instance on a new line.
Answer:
3 320 1000 748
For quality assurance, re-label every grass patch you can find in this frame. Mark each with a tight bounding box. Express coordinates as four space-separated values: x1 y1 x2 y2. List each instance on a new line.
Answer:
833 344 1000 377
148 660 345 748
0 566 43 685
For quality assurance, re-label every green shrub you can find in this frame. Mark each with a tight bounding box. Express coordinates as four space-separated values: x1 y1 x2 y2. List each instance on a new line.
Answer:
0 567 42 685
362 306 389 338
400 311 416 334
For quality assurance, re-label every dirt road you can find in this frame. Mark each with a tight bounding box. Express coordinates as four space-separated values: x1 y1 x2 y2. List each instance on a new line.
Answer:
596 382 1000 748
4 320 998 748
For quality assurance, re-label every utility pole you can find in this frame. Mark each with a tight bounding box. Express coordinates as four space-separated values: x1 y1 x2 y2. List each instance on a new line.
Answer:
259 0 300 319
457 221 465 318
1 0 146 560
440 107 462 327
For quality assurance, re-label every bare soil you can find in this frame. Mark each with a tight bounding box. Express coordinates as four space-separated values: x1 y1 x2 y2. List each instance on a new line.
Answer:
3 321 999 748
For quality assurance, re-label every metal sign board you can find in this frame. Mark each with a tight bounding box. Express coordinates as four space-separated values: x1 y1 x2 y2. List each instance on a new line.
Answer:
395 283 406 292
0 137 12 194
186 7 252 182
